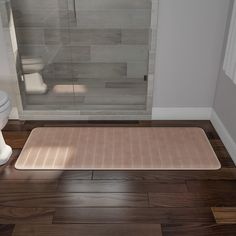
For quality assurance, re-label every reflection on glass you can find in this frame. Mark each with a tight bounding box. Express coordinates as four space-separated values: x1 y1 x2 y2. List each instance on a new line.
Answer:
10 0 151 110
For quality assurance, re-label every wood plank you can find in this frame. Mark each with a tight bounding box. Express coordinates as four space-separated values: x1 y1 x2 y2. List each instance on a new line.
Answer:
210 140 235 168
186 180 236 193
0 149 21 172
2 131 30 149
0 207 54 224
1 120 236 236
0 193 148 207
0 150 91 181
13 224 162 236
0 224 14 236
0 169 92 181
212 207 236 224
162 223 236 236
0 181 57 193
53 207 215 224
57 180 187 193
93 169 236 180
149 193 236 207
140 120 219 139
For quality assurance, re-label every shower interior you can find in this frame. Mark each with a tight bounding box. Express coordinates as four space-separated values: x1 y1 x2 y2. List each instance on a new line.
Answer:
10 0 153 112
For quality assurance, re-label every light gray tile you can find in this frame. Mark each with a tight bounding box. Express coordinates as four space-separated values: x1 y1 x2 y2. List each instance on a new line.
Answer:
76 10 151 29
13 10 69 28
51 63 73 79
45 10 70 28
19 45 61 65
75 104 146 111
26 94 77 105
42 65 56 80
11 0 68 11
91 45 149 62
121 29 149 45
16 28 44 45
71 63 127 78
75 87 146 96
127 62 148 78
83 95 146 105
75 0 151 10
50 63 127 79
70 29 121 45
12 10 47 28
19 45 48 61
44 29 69 45
106 82 147 89
44 29 121 45
53 46 90 63
0 1 10 28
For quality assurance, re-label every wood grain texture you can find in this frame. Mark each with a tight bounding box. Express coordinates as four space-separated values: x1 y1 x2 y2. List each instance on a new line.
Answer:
57 180 188 193
0 225 15 236
0 207 54 224
162 223 236 236
12 224 162 236
93 168 236 180
3 131 30 149
0 120 235 236
212 207 236 224
0 193 148 207
149 192 236 208
0 181 57 193
53 207 215 224
186 180 236 193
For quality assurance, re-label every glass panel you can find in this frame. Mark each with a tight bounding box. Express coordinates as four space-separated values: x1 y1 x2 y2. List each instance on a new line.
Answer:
10 0 152 111
69 0 151 110
11 0 75 110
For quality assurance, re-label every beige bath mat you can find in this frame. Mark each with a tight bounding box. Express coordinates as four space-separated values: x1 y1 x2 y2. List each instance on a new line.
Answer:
15 127 221 170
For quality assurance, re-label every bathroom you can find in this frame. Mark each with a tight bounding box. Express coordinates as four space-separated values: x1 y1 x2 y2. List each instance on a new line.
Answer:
1 0 236 235
0 0 158 120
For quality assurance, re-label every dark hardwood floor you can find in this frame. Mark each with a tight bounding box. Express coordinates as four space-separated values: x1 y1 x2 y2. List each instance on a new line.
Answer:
1 120 236 236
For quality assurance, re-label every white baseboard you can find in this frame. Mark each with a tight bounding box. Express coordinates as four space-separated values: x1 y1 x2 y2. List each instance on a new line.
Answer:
211 110 236 165
152 107 212 120
9 107 19 119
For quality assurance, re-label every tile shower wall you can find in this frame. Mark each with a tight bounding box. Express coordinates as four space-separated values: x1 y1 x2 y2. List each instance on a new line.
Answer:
11 0 151 85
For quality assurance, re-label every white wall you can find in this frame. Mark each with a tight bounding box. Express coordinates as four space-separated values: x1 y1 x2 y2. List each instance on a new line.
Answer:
153 0 230 108
214 0 236 143
0 16 11 77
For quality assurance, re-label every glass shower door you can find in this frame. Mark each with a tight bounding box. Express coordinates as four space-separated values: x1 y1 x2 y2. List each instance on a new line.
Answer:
11 0 75 110
68 0 151 110
10 0 152 111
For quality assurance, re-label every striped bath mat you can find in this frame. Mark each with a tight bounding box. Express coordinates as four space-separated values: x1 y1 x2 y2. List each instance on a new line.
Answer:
15 127 221 170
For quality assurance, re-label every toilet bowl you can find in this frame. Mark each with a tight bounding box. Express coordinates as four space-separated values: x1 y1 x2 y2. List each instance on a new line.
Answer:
0 91 12 165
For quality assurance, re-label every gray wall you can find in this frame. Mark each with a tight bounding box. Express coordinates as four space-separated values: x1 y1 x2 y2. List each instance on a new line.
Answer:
214 0 236 142
153 0 230 108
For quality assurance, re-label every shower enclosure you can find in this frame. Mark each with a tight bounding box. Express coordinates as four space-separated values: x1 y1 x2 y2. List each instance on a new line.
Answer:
0 0 158 119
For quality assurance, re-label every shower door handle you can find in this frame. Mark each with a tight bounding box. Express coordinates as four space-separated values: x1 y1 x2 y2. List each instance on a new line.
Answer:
68 0 77 22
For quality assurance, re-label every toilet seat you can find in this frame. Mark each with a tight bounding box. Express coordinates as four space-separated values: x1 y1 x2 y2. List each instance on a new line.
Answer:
0 91 9 108
0 100 11 113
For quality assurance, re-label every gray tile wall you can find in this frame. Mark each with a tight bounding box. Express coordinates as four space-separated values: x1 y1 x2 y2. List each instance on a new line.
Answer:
7 0 156 113
11 0 151 82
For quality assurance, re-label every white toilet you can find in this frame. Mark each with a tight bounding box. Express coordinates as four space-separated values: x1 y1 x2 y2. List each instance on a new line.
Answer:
0 91 12 165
